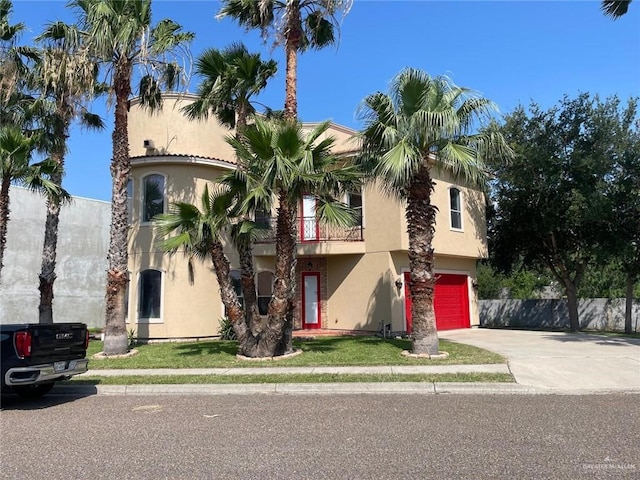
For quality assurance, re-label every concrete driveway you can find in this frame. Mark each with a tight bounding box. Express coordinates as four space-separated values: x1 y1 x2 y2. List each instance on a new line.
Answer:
440 328 640 392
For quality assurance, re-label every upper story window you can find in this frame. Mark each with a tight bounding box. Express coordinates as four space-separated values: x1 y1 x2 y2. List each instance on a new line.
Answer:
139 269 162 320
143 174 165 223
257 271 274 315
449 187 463 230
346 190 363 225
254 207 271 229
126 179 133 224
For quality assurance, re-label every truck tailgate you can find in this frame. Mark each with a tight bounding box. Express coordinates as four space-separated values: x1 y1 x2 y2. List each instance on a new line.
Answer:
28 323 88 363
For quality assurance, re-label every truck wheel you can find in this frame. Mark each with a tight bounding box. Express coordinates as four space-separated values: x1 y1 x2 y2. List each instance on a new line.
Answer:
13 382 55 400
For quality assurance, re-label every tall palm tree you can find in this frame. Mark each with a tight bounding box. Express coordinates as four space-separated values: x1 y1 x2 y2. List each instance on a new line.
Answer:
217 0 351 121
219 1 352 346
182 43 277 334
72 0 193 355
601 0 633 18
0 126 67 279
358 68 512 356
182 43 277 134
34 22 104 324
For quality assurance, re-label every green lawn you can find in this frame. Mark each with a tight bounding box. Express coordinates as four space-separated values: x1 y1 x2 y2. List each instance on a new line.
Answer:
67 372 514 385
87 336 505 369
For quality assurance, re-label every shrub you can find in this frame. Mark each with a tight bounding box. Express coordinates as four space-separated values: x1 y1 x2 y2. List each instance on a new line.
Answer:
218 317 236 340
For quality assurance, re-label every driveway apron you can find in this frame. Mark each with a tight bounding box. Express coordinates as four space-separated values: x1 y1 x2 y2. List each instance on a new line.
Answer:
440 329 640 391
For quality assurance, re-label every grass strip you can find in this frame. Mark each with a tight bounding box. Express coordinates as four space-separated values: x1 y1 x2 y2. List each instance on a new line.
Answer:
65 372 514 385
87 336 506 369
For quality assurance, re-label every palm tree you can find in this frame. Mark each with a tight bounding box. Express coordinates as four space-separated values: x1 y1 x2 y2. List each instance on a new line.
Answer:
0 0 25 104
0 0 39 121
182 44 277 334
358 68 512 356
217 0 351 121
156 118 359 357
71 0 193 355
228 118 360 355
34 22 104 324
182 43 277 134
218 1 352 347
155 184 273 357
601 0 633 18
0 126 67 279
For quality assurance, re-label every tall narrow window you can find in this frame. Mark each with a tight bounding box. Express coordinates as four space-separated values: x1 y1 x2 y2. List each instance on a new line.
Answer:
143 174 165 222
139 269 162 319
126 179 133 224
257 271 274 315
347 191 363 225
450 187 462 230
255 207 271 229
230 270 244 308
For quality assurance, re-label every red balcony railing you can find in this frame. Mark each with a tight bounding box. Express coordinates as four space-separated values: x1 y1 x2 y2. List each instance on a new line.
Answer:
255 216 363 243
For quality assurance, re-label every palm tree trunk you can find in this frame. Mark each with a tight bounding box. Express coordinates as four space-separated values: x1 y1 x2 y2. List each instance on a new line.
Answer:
103 60 132 355
0 175 11 280
406 165 439 355
209 241 250 342
38 104 67 324
283 0 301 121
209 240 282 358
237 241 262 335
265 193 296 356
38 167 62 324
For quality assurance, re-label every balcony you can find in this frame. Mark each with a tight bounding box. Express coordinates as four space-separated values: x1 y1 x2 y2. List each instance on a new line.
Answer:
256 216 364 244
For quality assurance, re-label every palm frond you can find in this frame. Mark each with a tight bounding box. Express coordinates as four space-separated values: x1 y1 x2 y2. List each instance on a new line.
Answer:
601 0 632 19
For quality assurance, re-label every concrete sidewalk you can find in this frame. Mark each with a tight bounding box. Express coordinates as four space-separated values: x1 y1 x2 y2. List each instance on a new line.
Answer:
78 364 510 376
51 329 640 396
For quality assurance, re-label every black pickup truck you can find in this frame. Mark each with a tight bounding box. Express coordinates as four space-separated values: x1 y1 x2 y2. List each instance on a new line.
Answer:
1 323 89 399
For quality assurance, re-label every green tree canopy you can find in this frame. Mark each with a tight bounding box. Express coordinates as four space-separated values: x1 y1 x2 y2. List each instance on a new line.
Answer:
488 93 637 331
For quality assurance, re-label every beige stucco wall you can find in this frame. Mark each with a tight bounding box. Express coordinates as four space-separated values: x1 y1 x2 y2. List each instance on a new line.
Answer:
126 94 485 339
126 160 234 338
129 93 238 162
325 252 479 332
326 253 394 331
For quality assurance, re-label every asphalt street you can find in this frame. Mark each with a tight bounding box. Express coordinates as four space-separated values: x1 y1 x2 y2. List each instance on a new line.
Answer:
1 393 638 479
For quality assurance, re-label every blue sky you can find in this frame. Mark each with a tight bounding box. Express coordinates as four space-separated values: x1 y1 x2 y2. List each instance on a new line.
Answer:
10 0 640 202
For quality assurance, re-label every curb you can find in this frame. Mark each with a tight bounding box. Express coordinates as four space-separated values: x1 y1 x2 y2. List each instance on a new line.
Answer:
50 383 640 396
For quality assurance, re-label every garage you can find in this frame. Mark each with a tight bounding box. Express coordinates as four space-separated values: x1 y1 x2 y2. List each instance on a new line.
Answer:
404 272 471 332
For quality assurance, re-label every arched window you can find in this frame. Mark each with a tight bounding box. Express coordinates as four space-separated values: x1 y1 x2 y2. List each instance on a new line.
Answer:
142 174 165 222
449 187 462 230
257 271 274 315
139 269 162 320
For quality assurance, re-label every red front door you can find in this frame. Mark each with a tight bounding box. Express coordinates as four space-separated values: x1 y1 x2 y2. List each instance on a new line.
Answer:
302 272 321 329
404 272 470 332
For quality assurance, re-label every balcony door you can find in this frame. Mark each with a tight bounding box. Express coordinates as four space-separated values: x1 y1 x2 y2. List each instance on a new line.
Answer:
302 272 321 329
302 195 318 241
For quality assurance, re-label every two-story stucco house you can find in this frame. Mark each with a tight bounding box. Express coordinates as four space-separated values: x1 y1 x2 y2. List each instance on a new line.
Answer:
126 93 486 341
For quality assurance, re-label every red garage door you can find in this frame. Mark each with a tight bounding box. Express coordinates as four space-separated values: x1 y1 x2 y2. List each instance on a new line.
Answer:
404 272 470 333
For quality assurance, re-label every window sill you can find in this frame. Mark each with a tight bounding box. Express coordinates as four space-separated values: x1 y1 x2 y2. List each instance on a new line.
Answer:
136 318 163 324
